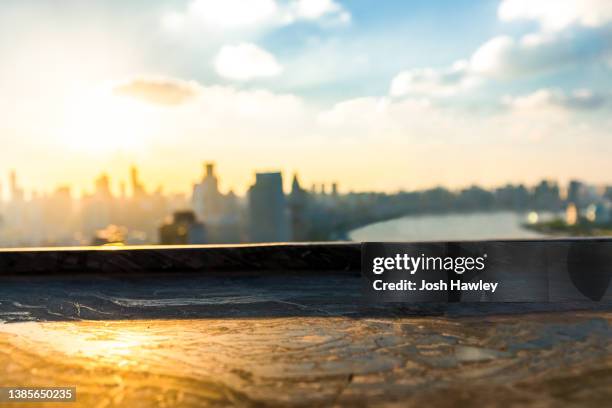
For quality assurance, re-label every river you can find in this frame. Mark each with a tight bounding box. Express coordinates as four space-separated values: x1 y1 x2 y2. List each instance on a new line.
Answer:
350 211 552 241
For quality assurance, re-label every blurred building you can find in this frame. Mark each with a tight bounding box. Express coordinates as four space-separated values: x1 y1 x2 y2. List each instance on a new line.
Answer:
566 203 579 226
80 173 114 238
91 224 127 246
494 184 529 210
289 174 310 241
191 162 242 243
130 166 146 198
533 180 561 210
248 172 291 242
192 162 223 222
586 203 611 224
159 210 206 245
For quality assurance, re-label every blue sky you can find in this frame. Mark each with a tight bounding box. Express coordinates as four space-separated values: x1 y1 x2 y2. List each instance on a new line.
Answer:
0 0 611 195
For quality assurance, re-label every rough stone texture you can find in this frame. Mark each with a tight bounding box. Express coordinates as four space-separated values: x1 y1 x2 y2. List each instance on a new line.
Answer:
0 242 611 407
0 243 361 276
0 273 611 407
1 314 611 407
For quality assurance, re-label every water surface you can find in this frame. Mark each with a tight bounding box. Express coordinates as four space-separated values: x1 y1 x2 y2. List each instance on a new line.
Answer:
350 211 548 242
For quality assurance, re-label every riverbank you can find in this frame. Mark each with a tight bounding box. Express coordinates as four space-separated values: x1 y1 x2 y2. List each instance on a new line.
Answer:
524 218 612 237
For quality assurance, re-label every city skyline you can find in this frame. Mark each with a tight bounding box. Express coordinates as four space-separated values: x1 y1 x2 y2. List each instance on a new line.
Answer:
1 0 611 194
0 164 611 201
1 160 610 248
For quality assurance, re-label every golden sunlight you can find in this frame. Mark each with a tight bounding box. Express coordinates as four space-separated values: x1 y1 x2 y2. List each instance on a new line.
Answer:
61 85 153 153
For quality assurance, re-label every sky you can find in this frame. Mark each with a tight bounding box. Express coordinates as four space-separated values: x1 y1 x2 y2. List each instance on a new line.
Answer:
0 0 611 197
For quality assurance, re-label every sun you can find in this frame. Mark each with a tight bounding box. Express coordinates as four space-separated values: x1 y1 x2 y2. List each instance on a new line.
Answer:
61 84 152 153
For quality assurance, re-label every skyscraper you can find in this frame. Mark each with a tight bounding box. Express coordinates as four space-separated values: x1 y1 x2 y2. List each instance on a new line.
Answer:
9 170 24 202
289 174 309 241
94 173 112 198
247 172 291 242
567 180 585 207
192 162 223 222
130 166 146 198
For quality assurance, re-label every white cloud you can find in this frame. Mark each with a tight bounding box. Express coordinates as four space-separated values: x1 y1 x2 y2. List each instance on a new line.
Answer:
478 1 612 78
470 28 611 78
390 60 478 97
317 93 600 144
469 36 514 76
164 0 351 32
318 97 390 129
294 0 340 19
504 88 609 111
101 76 312 148
317 96 465 140
391 25 612 97
113 76 201 106
290 0 351 24
214 43 283 81
499 0 612 31
188 0 278 28
191 85 309 135
161 12 186 32
102 74 309 128
390 0 612 99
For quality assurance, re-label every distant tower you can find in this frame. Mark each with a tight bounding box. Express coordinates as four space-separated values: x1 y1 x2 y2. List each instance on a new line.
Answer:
130 166 146 198
567 180 584 206
331 183 338 196
289 173 309 241
291 174 302 195
192 162 223 222
9 171 16 194
119 181 126 199
94 173 112 197
9 170 24 201
248 172 291 242
205 162 215 179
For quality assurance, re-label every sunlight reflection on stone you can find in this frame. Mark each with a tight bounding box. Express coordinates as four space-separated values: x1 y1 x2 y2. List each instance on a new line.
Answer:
0 314 610 407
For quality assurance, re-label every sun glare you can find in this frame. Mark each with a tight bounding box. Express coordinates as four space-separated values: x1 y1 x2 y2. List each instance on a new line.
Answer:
61 85 152 153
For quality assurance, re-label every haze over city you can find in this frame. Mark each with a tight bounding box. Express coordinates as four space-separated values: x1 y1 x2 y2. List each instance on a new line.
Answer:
0 0 611 196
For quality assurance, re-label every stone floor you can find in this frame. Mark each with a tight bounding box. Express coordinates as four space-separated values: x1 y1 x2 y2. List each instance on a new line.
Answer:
0 273 611 407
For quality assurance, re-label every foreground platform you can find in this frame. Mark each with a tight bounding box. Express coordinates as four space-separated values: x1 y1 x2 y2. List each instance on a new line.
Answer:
0 243 610 407
1 312 611 407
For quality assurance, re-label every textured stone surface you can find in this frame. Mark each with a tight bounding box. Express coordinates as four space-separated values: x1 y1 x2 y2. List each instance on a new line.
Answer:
1 313 611 407
0 242 611 406
0 273 611 407
0 243 361 276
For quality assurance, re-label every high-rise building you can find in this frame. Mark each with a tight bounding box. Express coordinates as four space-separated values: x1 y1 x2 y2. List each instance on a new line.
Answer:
159 210 206 245
533 180 561 210
247 172 291 242
81 173 114 237
9 170 24 202
130 166 146 198
94 173 112 197
289 174 309 241
604 186 612 202
191 162 242 243
192 162 223 222
567 180 584 206
331 183 338 197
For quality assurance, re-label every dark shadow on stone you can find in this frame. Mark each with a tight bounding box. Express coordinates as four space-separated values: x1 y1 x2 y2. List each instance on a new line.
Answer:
567 242 612 301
